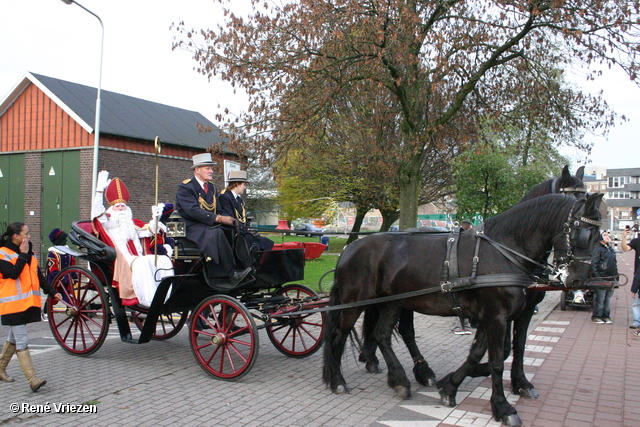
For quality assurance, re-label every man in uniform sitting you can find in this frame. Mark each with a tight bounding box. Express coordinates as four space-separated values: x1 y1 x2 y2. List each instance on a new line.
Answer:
175 154 251 286
219 170 274 267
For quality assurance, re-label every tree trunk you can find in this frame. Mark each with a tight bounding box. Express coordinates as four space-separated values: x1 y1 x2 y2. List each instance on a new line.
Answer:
379 208 400 232
346 205 367 245
398 156 422 230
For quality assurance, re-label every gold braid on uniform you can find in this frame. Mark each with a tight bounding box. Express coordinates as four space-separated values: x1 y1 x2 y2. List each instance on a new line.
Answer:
234 204 247 224
199 195 217 212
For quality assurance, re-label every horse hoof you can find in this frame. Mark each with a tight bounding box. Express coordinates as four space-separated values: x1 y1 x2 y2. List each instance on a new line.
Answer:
333 384 349 394
518 387 539 399
416 376 436 387
501 413 522 426
365 362 382 374
394 386 411 399
439 391 456 407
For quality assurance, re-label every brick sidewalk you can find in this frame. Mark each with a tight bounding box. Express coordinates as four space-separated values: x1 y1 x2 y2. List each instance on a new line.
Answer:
0 252 636 426
371 250 638 427
512 249 639 427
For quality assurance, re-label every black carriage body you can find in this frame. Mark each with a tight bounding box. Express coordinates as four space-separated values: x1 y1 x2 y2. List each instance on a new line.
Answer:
49 220 324 379
67 220 305 329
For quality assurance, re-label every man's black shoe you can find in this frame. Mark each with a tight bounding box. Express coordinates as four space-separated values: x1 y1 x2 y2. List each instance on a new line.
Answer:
230 267 252 287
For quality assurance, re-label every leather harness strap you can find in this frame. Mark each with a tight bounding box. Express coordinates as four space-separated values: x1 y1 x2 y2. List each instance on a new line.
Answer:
270 272 533 317
442 228 466 319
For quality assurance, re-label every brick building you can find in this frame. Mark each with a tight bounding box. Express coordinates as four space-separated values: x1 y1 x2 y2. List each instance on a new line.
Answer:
605 167 640 230
0 72 238 258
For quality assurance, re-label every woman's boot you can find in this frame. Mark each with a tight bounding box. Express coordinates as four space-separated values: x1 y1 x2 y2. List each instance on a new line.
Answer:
0 341 16 382
16 349 46 391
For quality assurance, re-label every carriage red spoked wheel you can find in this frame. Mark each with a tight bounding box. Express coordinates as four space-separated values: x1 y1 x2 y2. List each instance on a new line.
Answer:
266 284 325 358
47 266 110 356
131 308 188 341
189 295 258 380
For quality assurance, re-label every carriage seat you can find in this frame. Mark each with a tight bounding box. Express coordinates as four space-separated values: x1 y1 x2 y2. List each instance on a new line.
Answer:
173 237 203 258
70 220 116 263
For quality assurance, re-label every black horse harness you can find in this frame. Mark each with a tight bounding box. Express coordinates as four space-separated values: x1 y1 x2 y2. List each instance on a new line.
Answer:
441 198 601 317
272 199 601 317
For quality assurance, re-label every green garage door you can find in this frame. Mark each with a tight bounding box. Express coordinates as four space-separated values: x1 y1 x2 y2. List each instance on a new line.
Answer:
0 154 25 232
41 151 80 259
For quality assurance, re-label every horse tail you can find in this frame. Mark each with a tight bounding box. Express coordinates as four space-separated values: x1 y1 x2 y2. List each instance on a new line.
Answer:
322 282 342 385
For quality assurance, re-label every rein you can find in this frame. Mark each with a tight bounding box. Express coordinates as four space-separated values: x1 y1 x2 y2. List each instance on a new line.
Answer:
473 227 553 277
269 273 533 317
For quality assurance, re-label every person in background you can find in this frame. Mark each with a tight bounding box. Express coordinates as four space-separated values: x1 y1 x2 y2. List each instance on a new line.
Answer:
46 228 75 285
591 231 618 324
631 266 640 334
623 227 640 330
43 228 76 320
0 222 62 391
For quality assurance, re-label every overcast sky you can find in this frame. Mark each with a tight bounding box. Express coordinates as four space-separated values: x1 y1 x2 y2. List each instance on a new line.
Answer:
1 0 638 171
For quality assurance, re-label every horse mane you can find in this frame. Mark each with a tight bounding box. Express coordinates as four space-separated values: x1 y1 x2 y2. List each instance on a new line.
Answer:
484 194 574 244
519 179 554 202
519 166 586 203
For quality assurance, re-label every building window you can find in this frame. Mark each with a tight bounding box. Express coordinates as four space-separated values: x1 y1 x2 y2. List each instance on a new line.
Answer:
621 211 630 219
608 191 630 199
608 176 630 188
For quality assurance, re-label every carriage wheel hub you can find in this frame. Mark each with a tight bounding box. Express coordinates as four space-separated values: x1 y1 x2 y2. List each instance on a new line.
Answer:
66 307 79 317
211 333 227 346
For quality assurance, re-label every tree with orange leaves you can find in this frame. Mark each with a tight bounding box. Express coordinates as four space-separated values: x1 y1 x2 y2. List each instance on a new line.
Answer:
173 0 637 229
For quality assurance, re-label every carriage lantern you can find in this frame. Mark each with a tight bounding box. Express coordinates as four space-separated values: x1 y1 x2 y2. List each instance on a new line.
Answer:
166 210 186 238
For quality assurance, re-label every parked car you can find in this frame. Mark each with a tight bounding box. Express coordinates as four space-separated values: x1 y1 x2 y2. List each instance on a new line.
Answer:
293 223 323 236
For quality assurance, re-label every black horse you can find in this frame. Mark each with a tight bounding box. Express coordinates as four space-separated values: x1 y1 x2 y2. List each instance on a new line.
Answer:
358 165 587 397
323 193 603 426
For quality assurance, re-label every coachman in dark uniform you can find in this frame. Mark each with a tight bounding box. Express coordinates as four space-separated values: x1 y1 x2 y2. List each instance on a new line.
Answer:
219 170 274 268
175 154 251 286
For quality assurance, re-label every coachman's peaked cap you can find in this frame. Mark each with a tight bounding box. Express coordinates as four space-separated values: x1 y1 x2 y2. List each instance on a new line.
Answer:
227 170 249 183
191 153 215 169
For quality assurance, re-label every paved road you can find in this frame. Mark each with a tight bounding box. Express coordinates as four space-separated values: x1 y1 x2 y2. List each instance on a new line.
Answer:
0 252 637 426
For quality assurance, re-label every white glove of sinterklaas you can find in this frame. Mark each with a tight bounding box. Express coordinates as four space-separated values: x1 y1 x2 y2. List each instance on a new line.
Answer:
151 203 165 219
96 170 111 193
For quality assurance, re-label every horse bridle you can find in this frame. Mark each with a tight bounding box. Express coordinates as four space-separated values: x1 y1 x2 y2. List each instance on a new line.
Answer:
473 197 601 281
552 177 586 196
552 198 602 269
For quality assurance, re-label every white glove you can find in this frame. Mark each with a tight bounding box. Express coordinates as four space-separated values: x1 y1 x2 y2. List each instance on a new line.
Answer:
96 170 111 192
163 244 173 257
147 221 166 234
151 203 165 219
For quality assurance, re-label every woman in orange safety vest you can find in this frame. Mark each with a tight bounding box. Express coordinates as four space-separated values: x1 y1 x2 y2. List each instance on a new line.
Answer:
0 222 61 392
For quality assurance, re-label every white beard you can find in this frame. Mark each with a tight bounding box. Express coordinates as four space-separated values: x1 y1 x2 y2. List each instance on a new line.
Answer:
105 206 138 242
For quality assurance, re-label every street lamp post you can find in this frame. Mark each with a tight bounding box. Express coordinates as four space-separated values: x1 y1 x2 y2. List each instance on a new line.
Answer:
60 0 103 200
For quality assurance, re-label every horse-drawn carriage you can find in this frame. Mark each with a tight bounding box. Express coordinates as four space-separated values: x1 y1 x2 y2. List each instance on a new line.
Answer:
43 165 619 426
45 218 326 380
